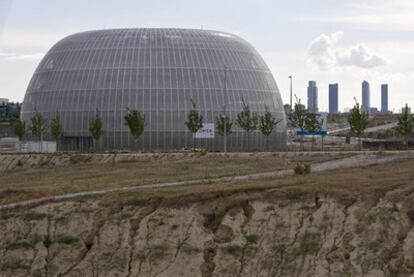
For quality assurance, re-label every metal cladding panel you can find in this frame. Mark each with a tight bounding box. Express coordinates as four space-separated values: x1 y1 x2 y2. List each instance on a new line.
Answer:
21 28 286 151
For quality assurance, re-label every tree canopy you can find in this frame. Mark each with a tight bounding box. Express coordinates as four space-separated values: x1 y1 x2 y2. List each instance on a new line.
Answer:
124 107 145 141
185 99 203 134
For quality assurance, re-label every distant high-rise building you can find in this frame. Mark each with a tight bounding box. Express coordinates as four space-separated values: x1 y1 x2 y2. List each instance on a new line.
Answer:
307 81 318 112
362 81 370 112
381 84 388 113
329 83 339 114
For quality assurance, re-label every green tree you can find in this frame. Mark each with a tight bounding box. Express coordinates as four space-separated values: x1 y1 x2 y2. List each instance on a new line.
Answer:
30 110 48 152
215 113 232 153
289 96 307 131
184 99 203 149
396 104 414 147
124 107 146 150
304 112 321 151
348 98 368 150
13 117 26 152
89 111 103 150
236 98 258 151
50 113 64 142
259 106 281 151
289 96 307 150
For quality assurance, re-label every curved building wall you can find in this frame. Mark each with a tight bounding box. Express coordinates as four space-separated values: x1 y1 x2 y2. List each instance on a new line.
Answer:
21 28 286 151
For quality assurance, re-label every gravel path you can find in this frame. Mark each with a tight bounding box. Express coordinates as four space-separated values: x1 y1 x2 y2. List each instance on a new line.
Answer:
1 152 413 210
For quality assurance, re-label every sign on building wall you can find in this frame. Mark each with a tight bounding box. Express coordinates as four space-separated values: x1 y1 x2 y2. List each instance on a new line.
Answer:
195 123 215 139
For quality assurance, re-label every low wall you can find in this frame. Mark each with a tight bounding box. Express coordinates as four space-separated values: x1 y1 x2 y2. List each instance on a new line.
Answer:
16 141 56 153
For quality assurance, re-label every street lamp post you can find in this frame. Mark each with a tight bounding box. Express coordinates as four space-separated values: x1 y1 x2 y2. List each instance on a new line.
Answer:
289 75 293 113
223 66 228 153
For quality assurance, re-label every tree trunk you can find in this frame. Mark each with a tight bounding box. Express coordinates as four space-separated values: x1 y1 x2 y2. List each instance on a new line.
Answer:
246 132 249 152
40 134 43 153
266 136 269 152
193 135 195 151
311 135 315 151
224 134 227 153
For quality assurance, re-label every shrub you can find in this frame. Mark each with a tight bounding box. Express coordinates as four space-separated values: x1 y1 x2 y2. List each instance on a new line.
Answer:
294 164 304 175
200 148 209 156
294 163 311 175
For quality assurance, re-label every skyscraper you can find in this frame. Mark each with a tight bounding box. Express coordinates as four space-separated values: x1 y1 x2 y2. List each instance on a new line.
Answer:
381 84 388 113
307 81 318 113
362 81 370 112
329 83 339 114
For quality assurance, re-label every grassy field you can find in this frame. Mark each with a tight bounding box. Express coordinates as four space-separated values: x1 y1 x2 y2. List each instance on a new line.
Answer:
0 152 355 205
116 156 414 208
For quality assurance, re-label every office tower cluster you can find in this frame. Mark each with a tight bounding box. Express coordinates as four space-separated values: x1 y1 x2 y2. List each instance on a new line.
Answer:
305 80 390 114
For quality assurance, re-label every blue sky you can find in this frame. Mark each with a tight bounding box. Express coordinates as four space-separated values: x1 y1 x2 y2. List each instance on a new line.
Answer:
0 0 413 111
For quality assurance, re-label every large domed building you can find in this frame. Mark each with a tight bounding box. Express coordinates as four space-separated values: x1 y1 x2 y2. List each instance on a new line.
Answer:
21 28 286 151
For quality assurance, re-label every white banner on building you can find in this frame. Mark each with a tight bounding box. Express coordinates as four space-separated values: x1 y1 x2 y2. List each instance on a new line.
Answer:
195 123 215 139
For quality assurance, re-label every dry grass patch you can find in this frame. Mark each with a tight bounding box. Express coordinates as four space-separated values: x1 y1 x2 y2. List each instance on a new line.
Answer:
114 157 414 208
0 152 353 205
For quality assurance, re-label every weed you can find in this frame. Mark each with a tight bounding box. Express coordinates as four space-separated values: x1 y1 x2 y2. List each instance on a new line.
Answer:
150 243 169 260
223 244 242 257
245 234 259 244
181 244 201 254
22 212 47 221
298 232 320 255
368 240 382 252
56 235 79 245
43 234 55 248
6 235 41 250
0 259 29 271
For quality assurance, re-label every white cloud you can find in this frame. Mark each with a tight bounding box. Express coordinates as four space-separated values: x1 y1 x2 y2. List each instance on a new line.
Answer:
0 50 44 61
299 0 414 31
4 53 44 61
307 32 389 71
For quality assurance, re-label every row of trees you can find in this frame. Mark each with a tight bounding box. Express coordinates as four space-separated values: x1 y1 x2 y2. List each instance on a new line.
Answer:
289 96 414 150
185 98 281 151
14 98 282 152
347 100 414 148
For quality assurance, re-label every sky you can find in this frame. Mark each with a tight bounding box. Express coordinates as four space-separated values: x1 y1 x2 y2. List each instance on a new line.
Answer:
0 0 413 112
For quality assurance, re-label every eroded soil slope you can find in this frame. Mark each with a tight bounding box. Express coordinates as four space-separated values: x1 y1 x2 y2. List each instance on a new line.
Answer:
2 185 414 277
